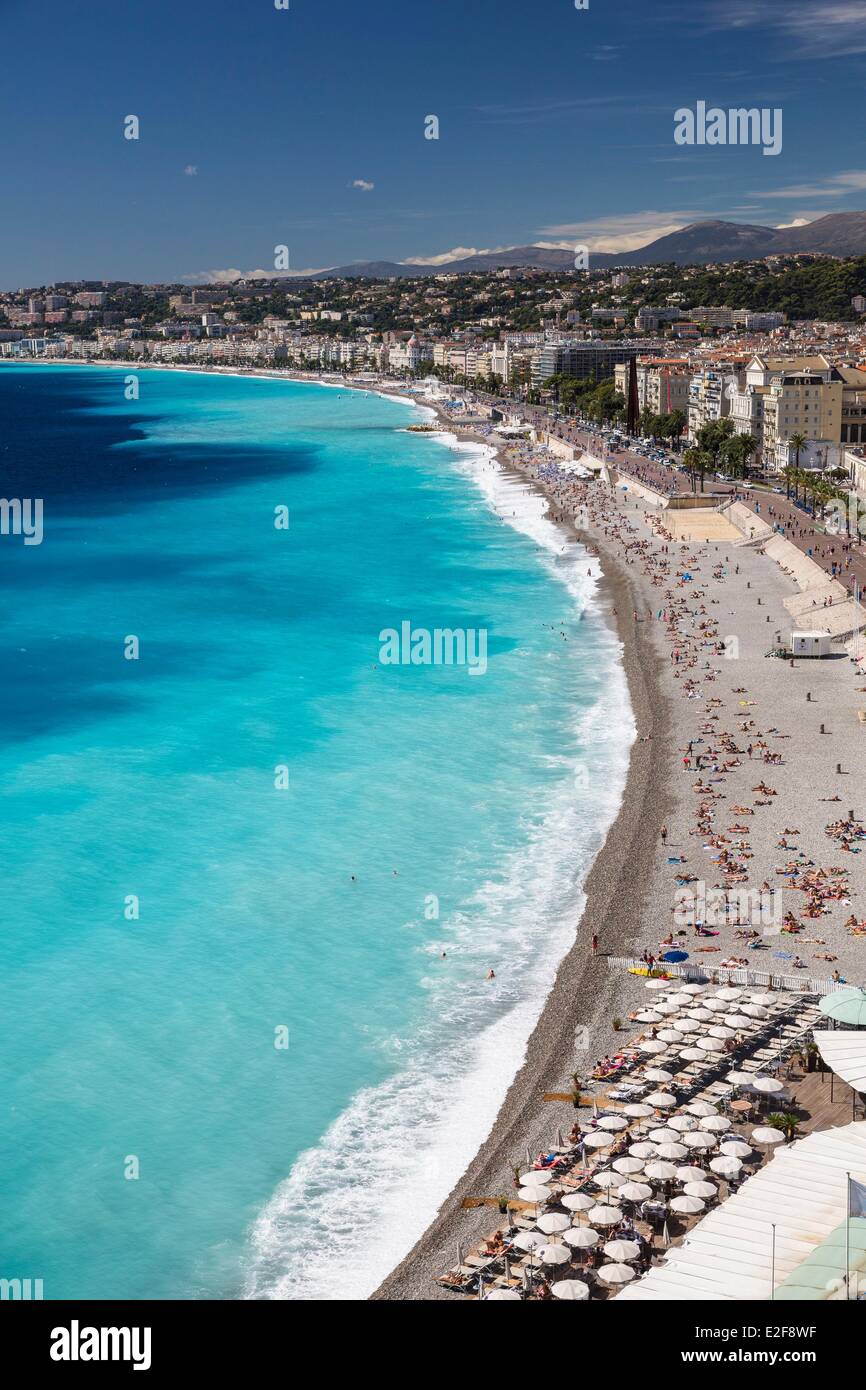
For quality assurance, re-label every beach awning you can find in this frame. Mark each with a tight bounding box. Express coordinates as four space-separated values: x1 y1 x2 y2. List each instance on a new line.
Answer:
616 1121 866 1301
818 987 866 1028
814 1030 866 1093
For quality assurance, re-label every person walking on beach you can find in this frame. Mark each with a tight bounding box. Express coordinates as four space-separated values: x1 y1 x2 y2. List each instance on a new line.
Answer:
591 932 599 956
661 825 668 846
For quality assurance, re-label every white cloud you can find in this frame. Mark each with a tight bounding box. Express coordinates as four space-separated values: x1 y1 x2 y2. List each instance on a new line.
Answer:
400 245 512 266
351 179 375 192
774 216 812 228
183 164 198 177
536 210 698 252
756 169 866 199
703 2 866 58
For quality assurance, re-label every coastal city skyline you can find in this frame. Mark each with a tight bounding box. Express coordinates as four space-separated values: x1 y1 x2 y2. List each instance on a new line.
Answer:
6 0 866 286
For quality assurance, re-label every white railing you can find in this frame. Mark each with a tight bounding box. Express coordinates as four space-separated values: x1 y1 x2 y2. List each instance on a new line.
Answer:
605 955 844 996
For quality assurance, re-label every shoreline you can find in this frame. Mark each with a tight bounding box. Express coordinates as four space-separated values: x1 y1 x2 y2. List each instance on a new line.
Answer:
371 467 674 1299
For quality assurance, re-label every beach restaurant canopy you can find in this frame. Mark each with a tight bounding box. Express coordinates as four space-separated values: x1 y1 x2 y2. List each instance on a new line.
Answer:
818 987 866 1029
814 1031 866 1095
615 1122 866 1302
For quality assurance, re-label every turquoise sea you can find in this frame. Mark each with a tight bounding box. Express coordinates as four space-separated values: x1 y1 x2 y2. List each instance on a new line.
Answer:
0 365 632 1299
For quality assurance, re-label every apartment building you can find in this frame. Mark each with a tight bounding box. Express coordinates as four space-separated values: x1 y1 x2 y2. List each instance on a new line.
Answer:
836 365 866 444
614 359 690 416
530 341 635 389
763 373 841 469
687 364 744 439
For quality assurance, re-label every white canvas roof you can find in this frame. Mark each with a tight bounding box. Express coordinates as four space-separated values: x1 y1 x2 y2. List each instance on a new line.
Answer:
815 1032 866 1095
616 1121 866 1301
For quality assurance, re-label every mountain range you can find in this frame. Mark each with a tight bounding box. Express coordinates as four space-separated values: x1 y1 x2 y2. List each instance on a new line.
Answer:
307 212 866 279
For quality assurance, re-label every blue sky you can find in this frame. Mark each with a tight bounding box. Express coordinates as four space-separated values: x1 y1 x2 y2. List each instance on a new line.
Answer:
3 0 866 286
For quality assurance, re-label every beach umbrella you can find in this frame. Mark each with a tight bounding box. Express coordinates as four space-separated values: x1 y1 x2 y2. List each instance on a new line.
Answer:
709 1025 736 1040
644 1161 678 1180
668 1114 698 1132
751 1126 785 1147
552 1279 590 1300
749 1077 785 1096
684 1181 717 1199
589 1205 622 1226
710 1155 742 1178
644 978 670 991
687 1101 718 1117
674 1165 708 1182
749 993 776 1007
670 1195 705 1215
681 984 707 996
537 1212 571 1235
697 1036 725 1053
662 1221 671 1248
726 1070 753 1085
648 1127 679 1144
635 1010 663 1023
619 1182 653 1202
715 987 743 1001
604 1239 641 1261
563 1227 599 1249
597 1263 636 1285
539 1244 571 1265
739 1004 769 1019
519 1170 554 1186
622 1103 655 1119
686 1008 714 1022
665 992 692 1006
517 1188 547 1203
582 1131 615 1150
661 951 688 963
655 1142 688 1160
512 1231 546 1252
704 998 729 1013
681 1131 716 1151
597 1115 629 1131
561 1192 595 1213
653 1002 679 1016
628 1142 658 1159
485 1288 521 1300
720 1140 752 1158
643 1068 673 1083
612 1157 645 1174
726 1013 753 1028
594 1171 626 1190
647 1091 677 1108
675 1018 701 1033
639 1039 668 1055
657 1029 685 1043
703 1115 732 1133
679 1047 707 1061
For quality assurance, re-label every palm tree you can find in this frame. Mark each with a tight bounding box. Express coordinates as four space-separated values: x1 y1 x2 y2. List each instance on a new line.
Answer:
767 1111 800 1142
789 432 807 473
667 409 687 451
683 446 712 493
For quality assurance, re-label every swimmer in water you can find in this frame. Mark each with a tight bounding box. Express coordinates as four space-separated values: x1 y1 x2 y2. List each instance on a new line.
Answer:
486 969 496 980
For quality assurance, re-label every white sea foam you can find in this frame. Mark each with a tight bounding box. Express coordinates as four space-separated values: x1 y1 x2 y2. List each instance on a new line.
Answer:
243 429 635 1301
